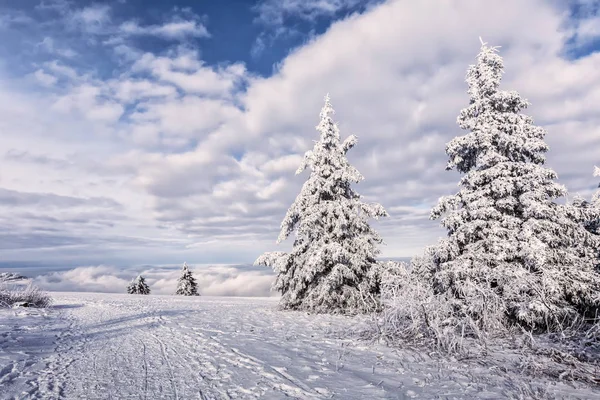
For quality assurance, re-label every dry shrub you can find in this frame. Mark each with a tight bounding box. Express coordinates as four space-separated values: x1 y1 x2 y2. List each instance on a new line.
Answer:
371 260 513 355
0 283 52 308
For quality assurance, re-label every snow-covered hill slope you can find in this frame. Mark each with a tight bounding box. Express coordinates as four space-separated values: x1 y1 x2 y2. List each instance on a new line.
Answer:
1 293 599 399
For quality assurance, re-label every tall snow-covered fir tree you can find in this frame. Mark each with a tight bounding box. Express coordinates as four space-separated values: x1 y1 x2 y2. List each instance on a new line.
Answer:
255 94 388 314
175 262 199 296
427 41 600 331
127 275 151 295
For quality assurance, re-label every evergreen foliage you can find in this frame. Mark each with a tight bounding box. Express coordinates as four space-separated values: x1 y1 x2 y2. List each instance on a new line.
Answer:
574 166 600 236
421 41 600 332
127 275 151 295
175 262 199 296
255 94 388 314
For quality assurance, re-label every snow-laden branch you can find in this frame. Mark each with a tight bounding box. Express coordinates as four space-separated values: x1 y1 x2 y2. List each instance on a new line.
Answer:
341 135 357 154
295 150 313 175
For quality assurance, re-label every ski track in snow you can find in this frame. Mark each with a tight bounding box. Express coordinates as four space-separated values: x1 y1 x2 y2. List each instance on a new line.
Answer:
1 293 600 399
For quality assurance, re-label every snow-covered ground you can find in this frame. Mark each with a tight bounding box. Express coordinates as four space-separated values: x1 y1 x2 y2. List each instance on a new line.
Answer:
1 293 599 399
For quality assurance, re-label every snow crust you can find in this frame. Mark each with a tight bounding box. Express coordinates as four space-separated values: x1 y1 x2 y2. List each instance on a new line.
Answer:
1 292 599 399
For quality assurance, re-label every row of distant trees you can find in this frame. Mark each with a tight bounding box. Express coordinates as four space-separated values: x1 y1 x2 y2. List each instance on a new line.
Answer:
127 262 199 296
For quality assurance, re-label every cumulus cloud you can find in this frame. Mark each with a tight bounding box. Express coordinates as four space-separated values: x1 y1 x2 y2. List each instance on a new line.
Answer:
131 50 247 96
33 264 277 297
32 69 58 86
119 19 210 40
36 37 77 58
68 4 112 34
2 0 600 267
253 0 374 26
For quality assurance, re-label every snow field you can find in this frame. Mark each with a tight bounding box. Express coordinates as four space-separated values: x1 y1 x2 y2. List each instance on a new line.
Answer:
1 293 599 399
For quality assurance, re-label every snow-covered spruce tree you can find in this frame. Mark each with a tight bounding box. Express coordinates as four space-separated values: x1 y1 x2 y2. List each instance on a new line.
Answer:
175 262 199 296
126 275 151 295
426 41 600 332
255 94 388 314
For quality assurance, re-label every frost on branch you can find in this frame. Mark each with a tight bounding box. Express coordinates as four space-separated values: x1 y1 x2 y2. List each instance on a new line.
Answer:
254 252 290 275
420 42 600 332
127 275 150 295
342 135 357 154
255 94 388 314
593 167 600 235
175 262 199 296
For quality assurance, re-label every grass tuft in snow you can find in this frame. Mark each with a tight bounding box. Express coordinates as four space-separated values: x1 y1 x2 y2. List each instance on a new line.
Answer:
363 261 600 387
0 283 53 308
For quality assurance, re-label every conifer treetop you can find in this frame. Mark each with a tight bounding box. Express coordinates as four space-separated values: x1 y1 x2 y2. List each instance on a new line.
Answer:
277 94 378 245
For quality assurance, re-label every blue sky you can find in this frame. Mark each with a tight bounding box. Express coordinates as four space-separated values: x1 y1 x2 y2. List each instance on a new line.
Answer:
0 0 379 79
0 0 600 293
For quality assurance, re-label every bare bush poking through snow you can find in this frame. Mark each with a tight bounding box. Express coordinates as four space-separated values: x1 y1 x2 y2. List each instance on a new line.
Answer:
369 260 507 355
255 94 388 315
0 282 52 308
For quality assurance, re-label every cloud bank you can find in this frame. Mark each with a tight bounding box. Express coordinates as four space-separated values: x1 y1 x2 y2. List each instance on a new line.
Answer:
33 264 278 297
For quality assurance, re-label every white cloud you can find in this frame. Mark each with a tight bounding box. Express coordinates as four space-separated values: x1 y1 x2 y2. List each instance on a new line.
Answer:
0 10 34 28
119 19 210 39
51 84 124 123
44 60 79 80
32 69 58 86
109 79 177 104
37 37 77 58
254 0 369 26
2 0 600 266
573 16 600 47
73 5 111 25
69 4 112 33
132 50 247 96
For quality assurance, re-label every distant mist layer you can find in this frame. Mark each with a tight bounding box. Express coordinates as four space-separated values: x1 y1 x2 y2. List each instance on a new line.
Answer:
1 257 412 297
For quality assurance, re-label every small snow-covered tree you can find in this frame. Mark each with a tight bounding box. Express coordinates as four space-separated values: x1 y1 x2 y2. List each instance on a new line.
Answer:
426 40 600 332
255 94 388 314
175 262 199 296
578 167 600 235
127 275 151 295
